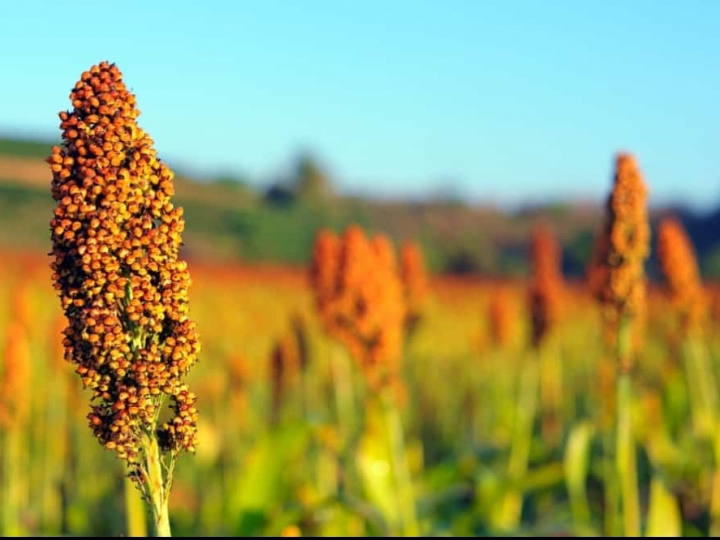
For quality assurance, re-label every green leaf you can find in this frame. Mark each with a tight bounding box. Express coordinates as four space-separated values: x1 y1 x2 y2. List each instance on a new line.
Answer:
564 421 595 527
354 402 397 531
645 475 681 537
229 421 312 536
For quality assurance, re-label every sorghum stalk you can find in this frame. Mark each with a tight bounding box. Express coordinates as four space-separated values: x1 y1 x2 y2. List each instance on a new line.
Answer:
656 216 720 533
379 385 420 537
48 61 201 537
656 216 716 435
496 354 539 531
527 219 565 444
589 152 650 537
308 226 417 535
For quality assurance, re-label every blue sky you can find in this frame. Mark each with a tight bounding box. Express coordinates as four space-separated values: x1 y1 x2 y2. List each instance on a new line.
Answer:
2 0 719 210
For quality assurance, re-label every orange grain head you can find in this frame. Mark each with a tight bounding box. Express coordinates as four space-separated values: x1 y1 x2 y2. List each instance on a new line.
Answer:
308 224 407 393
588 152 650 367
656 215 707 334
308 228 340 329
527 219 564 348
400 240 429 335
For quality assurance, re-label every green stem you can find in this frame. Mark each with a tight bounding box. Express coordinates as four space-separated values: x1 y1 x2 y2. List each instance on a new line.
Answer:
683 337 718 439
564 421 593 529
615 317 639 537
380 387 420 537
332 346 356 447
40 372 67 535
710 421 720 536
539 338 563 446
142 433 172 537
602 428 620 537
497 354 539 531
1 426 27 536
616 372 639 537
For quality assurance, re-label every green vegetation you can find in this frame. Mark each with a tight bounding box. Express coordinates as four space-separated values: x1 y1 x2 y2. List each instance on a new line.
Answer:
0 136 58 159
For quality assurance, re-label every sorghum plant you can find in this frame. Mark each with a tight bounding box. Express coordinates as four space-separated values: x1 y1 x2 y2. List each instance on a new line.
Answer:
588 152 650 537
47 61 201 536
309 225 418 535
527 219 565 444
656 215 720 531
527 219 564 348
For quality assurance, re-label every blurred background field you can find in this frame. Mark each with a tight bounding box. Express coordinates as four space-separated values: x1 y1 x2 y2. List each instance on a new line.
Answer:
2 129 720 536
3 1 720 536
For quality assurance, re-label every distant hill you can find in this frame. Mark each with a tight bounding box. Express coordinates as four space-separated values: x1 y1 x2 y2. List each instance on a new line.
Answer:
1 135 719 280
0 136 58 159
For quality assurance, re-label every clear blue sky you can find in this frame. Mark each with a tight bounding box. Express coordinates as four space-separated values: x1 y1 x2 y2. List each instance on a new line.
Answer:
2 0 719 210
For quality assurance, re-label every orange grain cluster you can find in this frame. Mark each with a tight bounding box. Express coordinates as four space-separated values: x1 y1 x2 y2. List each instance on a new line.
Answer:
656 216 707 334
309 225 406 392
527 220 564 347
47 62 200 474
400 240 429 336
587 152 650 367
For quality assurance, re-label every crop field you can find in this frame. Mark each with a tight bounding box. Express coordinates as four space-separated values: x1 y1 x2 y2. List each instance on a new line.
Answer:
2 60 719 539
2 239 720 537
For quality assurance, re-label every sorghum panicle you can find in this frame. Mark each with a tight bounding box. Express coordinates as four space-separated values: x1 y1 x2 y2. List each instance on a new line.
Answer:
47 61 201 473
527 219 564 347
656 216 707 334
309 228 341 332
400 240 429 335
588 152 650 365
309 225 407 392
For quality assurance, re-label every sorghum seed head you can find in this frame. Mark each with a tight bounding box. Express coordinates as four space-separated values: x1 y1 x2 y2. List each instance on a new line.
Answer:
656 215 707 334
400 240 429 336
309 225 407 392
527 219 564 348
588 152 650 366
48 61 201 471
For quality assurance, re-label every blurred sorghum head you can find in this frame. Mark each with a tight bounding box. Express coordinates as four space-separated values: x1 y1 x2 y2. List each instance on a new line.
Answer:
527 219 564 348
309 225 406 392
588 152 650 363
656 215 707 334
